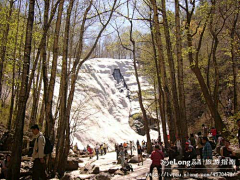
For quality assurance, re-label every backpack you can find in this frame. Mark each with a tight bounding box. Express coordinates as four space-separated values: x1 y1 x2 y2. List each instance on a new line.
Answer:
37 136 53 154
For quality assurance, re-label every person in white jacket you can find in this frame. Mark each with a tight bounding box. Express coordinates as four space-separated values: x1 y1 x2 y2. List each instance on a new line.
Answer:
31 124 46 180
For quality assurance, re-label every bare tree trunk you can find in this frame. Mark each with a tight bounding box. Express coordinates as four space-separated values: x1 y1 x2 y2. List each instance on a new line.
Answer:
68 1 78 72
151 0 174 147
54 0 74 176
38 100 45 126
149 11 168 144
30 59 42 127
44 0 64 140
131 32 152 153
8 0 35 178
14 2 28 116
162 0 186 144
174 0 188 148
26 0 60 97
154 81 161 140
209 0 221 111
8 0 22 131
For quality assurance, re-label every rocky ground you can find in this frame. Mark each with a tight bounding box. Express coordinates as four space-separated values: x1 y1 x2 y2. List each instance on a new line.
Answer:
1 147 240 179
56 150 240 180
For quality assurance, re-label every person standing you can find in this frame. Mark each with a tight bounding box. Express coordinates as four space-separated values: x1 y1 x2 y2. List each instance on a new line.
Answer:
136 140 140 146
190 134 196 148
211 127 217 143
123 142 128 156
196 132 203 164
183 142 197 163
119 147 125 168
100 144 104 155
202 137 213 174
115 143 119 160
130 141 133 156
175 137 182 155
202 137 212 160
31 124 46 180
149 145 164 180
87 145 93 159
103 143 107 155
137 144 143 166
95 144 100 160
168 142 178 161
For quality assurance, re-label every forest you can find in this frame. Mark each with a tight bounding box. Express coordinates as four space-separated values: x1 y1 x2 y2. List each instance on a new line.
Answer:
0 0 239 179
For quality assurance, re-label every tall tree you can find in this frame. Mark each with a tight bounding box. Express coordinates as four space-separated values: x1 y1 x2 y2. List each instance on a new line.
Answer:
151 0 175 147
8 0 22 130
182 0 225 131
54 0 118 176
43 0 64 140
8 0 35 178
174 0 188 147
230 3 239 114
149 7 169 145
162 0 188 147
54 0 74 176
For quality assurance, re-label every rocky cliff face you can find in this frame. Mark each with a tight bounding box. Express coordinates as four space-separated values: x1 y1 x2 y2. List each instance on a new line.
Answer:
62 58 158 150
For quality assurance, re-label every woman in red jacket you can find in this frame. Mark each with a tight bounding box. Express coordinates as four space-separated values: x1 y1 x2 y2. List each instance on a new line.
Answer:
87 145 93 159
211 127 217 143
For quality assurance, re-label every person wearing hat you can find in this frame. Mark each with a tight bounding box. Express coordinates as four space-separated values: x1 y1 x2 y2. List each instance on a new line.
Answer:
183 142 197 163
149 144 164 180
31 124 46 180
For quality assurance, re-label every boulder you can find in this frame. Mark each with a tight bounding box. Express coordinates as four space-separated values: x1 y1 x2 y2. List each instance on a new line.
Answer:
81 163 95 173
92 166 100 174
94 172 111 180
129 155 139 163
108 168 118 174
20 168 32 179
142 154 147 158
66 159 78 171
68 157 83 163
78 159 84 163
114 170 125 176
21 156 32 161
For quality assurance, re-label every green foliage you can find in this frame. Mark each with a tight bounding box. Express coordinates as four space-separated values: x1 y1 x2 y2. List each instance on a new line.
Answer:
223 112 240 145
0 104 10 126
